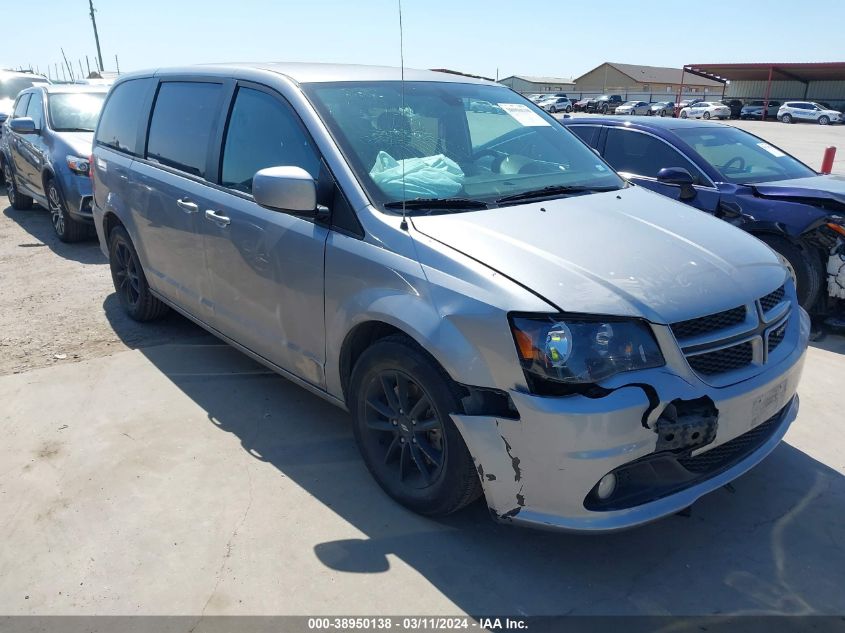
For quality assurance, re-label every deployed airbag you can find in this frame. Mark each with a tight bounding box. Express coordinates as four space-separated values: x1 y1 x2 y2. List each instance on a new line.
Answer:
369 151 464 199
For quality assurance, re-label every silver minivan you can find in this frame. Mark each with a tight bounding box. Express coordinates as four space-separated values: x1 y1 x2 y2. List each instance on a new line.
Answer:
91 64 809 531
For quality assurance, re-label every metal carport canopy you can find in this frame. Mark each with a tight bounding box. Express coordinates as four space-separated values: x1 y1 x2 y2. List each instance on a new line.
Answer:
682 62 845 84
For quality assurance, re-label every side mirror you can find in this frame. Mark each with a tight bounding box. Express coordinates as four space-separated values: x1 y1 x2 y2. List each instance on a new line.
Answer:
10 117 37 134
657 167 696 200
253 166 319 215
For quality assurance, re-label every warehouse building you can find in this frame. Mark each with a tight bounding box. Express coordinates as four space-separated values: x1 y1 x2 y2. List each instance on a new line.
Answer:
570 62 724 100
682 62 845 111
497 75 576 94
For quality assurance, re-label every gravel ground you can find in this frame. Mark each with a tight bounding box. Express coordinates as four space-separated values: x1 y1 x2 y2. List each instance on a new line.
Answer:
0 202 205 376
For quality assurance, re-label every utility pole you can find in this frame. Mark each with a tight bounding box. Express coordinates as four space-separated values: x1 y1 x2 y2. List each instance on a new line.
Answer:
89 0 105 73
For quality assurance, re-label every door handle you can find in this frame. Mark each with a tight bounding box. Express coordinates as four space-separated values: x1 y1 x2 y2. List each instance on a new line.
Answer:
176 198 198 213
204 209 230 227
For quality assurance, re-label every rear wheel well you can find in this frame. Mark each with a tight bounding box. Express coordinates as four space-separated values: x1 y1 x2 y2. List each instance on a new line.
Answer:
103 212 125 242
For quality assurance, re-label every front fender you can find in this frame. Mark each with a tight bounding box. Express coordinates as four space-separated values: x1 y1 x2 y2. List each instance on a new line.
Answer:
323 212 552 401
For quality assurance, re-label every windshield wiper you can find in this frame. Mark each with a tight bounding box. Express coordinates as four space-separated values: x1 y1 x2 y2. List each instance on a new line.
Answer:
496 185 620 204
383 197 489 211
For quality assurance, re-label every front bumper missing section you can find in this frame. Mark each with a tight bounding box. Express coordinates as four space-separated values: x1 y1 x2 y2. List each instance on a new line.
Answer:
451 315 807 532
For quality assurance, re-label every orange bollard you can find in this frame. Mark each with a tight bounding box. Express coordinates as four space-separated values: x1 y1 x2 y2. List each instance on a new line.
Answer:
821 146 836 174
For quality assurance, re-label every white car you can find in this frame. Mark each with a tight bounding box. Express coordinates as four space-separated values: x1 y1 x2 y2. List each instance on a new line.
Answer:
614 100 650 116
778 101 842 125
679 101 730 120
538 96 572 113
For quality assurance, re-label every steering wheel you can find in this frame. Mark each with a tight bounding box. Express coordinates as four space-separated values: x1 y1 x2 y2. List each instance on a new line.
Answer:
722 155 746 173
471 148 504 173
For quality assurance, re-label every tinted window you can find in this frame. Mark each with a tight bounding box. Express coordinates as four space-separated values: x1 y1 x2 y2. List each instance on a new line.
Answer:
147 82 223 178
25 92 43 129
568 125 600 148
13 94 30 117
604 129 703 182
221 87 320 193
96 78 154 156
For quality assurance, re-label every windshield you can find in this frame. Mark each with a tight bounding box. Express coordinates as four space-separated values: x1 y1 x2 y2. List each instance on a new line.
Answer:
0 77 48 100
304 81 623 211
674 126 816 184
47 92 106 132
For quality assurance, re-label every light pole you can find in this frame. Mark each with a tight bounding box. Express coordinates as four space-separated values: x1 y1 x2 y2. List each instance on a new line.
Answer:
89 0 104 73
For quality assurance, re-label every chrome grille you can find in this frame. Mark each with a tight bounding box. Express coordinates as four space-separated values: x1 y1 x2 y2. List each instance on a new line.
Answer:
687 342 753 375
760 285 785 312
671 284 792 379
671 305 746 341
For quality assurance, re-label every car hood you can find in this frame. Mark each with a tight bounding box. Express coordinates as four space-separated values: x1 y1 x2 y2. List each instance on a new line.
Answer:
411 186 785 324
752 174 845 206
55 130 95 158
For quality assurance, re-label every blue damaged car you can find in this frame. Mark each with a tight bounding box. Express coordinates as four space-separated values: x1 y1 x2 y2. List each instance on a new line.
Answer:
562 116 845 316
1 84 107 242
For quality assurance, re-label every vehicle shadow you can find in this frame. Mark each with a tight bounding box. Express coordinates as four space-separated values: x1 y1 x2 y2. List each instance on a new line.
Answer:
2 203 104 265
102 310 845 615
810 330 845 355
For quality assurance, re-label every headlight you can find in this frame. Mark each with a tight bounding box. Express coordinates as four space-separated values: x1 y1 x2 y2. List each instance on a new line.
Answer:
510 314 664 394
66 155 90 176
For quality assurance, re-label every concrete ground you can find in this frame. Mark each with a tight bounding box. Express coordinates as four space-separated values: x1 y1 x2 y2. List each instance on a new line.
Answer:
1 120 845 617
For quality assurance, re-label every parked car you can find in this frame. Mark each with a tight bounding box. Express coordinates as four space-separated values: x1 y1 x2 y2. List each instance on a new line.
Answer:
0 70 50 136
561 116 845 315
740 100 782 120
679 101 731 120
675 98 703 117
777 101 842 125
648 101 675 117
614 100 650 116
527 93 547 103
1 84 107 241
721 99 744 119
92 64 806 532
538 96 572 113
586 94 624 114
573 96 592 112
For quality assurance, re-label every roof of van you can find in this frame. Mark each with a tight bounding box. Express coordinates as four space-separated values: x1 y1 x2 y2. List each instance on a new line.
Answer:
133 62 500 85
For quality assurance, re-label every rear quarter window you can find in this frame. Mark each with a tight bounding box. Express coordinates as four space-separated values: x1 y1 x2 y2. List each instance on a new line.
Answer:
95 78 155 156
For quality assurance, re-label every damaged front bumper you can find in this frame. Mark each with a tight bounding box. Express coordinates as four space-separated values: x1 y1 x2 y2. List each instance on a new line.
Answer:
452 309 809 532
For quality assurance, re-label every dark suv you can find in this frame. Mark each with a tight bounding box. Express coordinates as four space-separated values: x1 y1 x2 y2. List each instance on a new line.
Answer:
1 84 107 241
586 95 624 114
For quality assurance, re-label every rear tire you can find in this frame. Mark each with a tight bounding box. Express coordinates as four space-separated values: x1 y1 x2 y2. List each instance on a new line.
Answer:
680 111 688 118
349 335 481 516
703 111 711 120
4 162 33 210
756 234 823 311
108 225 169 321
46 177 87 243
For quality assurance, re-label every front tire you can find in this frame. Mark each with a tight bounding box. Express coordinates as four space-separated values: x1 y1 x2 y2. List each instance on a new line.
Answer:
781 113 793 124
819 115 830 125
703 111 711 120
349 335 481 516
680 111 688 119
108 225 169 321
46 178 87 243
756 234 823 311
4 162 33 210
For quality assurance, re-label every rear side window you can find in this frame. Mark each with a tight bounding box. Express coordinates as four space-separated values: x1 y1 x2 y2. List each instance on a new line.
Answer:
604 129 703 182
147 81 223 178
221 87 320 193
13 94 30 117
568 125 599 149
96 78 155 156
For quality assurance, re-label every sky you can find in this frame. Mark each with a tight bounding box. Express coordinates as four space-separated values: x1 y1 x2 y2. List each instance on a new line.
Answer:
2 0 842 81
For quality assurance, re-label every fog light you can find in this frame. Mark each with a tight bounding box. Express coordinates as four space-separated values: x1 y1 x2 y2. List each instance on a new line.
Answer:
596 473 617 500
